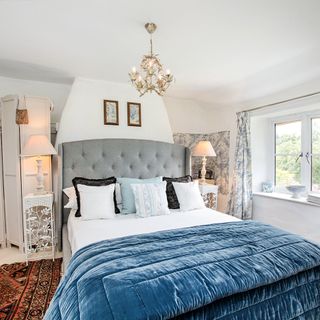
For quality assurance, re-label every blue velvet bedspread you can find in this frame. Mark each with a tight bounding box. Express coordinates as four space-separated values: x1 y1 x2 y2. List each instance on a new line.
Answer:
45 221 320 319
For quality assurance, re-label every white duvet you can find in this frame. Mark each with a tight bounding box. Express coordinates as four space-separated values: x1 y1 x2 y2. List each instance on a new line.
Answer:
67 208 239 255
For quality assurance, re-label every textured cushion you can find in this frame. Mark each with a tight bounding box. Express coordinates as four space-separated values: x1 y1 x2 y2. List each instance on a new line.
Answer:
117 177 162 214
163 175 193 209
115 183 122 205
77 184 116 220
72 177 118 217
63 187 78 210
172 181 205 211
131 182 169 218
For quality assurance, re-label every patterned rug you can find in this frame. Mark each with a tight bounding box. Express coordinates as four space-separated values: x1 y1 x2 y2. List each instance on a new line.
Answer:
0 259 62 320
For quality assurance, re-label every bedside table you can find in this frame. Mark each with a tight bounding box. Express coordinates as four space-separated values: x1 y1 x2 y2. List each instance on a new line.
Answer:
23 193 55 263
198 183 219 210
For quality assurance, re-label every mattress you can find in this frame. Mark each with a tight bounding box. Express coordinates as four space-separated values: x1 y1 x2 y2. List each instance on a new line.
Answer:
67 208 239 254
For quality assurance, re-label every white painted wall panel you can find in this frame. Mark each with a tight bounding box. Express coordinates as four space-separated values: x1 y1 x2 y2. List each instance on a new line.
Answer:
56 78 173 145
253 194 320 244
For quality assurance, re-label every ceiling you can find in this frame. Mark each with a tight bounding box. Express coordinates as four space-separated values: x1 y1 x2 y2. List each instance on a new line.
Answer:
0 0 320 108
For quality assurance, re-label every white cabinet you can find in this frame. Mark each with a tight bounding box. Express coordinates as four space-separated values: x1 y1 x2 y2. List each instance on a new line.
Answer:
0 95 52 250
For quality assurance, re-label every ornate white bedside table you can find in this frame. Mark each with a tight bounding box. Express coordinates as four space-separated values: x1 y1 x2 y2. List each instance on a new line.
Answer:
23 193 55 263
198 182 219 210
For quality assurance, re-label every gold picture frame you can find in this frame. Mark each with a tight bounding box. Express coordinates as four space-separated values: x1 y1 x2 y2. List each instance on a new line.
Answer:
104 100 119 125
127 102 141 127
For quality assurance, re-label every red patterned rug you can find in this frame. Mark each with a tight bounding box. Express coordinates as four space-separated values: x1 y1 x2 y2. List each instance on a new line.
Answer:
0 259 62 320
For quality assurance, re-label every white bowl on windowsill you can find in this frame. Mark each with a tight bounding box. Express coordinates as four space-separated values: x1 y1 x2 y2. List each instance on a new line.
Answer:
286 185 306 199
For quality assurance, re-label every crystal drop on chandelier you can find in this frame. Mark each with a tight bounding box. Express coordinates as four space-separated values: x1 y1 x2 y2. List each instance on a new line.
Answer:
129 23 174 96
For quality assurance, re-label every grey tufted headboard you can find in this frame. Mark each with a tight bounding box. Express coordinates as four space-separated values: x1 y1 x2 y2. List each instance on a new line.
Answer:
56 138 191 248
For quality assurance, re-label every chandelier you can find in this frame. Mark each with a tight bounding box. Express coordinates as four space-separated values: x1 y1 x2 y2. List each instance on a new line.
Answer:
129 22 174 96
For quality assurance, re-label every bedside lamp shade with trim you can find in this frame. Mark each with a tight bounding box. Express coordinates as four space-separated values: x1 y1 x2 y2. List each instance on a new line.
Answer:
21 135 57 194
192 141 216 184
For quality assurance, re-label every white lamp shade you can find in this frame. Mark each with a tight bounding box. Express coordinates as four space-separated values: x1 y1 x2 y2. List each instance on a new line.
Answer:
21 134 57 157
192 141 216 157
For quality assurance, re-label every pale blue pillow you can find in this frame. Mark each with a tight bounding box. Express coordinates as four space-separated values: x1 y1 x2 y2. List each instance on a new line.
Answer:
117 177 162 214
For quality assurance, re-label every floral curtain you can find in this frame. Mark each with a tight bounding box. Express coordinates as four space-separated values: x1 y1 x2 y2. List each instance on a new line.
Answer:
227 111 252 219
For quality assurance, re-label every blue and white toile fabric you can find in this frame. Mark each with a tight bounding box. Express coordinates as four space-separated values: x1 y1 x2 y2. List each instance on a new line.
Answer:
227 111 253 219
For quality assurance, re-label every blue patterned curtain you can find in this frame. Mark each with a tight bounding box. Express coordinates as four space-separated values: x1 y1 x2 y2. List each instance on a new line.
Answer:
227 111 252 219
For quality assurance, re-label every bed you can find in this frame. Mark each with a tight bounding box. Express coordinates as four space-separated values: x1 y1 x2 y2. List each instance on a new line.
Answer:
46 138 320 320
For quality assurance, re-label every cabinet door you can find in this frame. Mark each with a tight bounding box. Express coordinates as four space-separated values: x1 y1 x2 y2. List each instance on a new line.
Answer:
1 96 23 248
0 135 5 247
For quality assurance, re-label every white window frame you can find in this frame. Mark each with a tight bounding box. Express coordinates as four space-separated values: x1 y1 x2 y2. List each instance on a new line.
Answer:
270 110 320 194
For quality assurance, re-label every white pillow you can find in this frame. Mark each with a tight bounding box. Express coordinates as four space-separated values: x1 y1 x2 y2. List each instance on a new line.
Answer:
63 187 78 210
131 182 169 218
172 181 205 211
77 184 116 220
115 182 122 205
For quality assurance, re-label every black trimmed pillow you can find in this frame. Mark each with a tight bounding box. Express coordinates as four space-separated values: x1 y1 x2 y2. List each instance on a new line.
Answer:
163 175 193 209
72 177 120 217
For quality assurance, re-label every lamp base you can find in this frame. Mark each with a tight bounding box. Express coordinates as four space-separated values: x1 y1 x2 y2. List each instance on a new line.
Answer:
35 158 47 195
34 189 48 196
199 156 207 185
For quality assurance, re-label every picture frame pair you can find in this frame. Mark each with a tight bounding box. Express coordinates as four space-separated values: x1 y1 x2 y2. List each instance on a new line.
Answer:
103 100 141 127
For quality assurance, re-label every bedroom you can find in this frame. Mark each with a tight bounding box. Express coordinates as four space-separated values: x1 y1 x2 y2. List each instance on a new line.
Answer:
0 0 319 319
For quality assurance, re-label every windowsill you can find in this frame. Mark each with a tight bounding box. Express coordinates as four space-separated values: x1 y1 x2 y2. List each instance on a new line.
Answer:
253 192 320 207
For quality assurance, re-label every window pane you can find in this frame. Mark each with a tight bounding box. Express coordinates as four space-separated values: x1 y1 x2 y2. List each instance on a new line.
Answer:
275 121 301 155
312 118 320 154
312 156 320 192
275 155 301 186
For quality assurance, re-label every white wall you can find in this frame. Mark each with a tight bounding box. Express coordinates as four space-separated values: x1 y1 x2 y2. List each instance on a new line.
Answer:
56 78 173 145
164 96 216 133
0 76 71 122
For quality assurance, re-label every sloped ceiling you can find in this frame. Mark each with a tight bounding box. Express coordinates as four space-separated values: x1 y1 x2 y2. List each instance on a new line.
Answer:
0 0 319 107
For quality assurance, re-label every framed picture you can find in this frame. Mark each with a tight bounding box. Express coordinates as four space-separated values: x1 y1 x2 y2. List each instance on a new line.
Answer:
127 102 141 127
104 100 119 125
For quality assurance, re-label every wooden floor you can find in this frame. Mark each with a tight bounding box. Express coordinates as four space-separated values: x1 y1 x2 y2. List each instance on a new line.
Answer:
0 246 63 265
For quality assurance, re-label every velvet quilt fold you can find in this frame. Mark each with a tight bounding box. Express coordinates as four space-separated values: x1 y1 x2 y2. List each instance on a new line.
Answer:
45 221 320 320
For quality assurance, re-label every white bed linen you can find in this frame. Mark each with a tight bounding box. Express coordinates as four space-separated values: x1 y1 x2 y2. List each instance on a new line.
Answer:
67 208 239 255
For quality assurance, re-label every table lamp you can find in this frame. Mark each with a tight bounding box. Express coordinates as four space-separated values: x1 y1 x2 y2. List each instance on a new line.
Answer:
192 141 216 184
21 134 57 194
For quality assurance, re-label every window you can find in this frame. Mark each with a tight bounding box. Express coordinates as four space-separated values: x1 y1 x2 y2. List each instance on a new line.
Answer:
312 118 320 191
273 114 320 193
275 121 302 186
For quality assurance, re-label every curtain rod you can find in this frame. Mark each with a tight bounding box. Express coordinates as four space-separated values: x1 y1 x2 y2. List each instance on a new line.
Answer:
246 90 320 113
